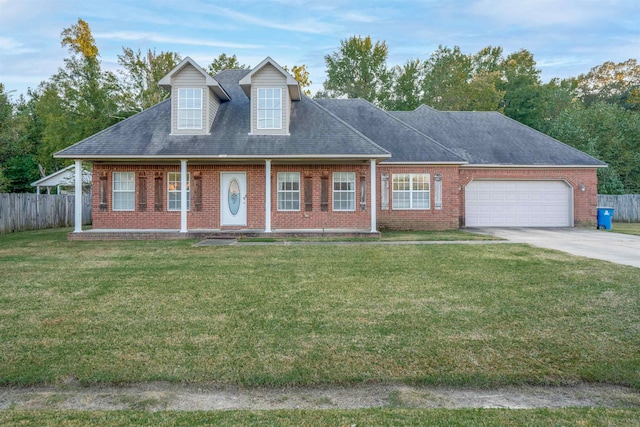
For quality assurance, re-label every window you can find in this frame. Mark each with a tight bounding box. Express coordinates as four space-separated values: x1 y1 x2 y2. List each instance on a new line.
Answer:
177 88 202 129
112 172 135 211
277 172 300 211
392 173 430 210
257 88 282 129
168 172 190 211
333 172 356 211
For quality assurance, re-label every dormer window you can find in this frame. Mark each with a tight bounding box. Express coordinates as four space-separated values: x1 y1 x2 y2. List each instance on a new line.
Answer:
257 88 282 129
178 88 203 130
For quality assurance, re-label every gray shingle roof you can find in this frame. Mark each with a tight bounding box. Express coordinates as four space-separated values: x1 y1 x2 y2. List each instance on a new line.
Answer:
55 65 605 168
56 70 390 160
315 99 465 163
390 105 606 166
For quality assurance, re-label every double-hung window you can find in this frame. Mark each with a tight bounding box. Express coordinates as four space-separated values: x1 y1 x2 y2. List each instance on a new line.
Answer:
333 172 356 211
112 172 135 211
177 88 202 130
168 172 190 211
257 88 282 129
392 173 430 209
277 172 300 211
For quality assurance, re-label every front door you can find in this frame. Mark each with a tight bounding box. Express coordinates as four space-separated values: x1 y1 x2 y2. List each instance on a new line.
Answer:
220 172 247 226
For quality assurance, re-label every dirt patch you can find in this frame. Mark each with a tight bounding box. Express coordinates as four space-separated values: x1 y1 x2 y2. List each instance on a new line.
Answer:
1 383 638 411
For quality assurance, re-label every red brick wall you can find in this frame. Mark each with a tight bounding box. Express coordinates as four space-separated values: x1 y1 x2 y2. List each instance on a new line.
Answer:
270 164 371 230
91 163 598 231
459 167 599 227
376 165 460 230
92 163 373 230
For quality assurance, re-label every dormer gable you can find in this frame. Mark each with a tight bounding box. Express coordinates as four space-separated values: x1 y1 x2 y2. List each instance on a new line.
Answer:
158 57 230 135
239 57 301 135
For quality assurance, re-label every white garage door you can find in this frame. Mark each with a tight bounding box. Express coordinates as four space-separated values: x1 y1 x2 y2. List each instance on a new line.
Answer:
465 180 572 227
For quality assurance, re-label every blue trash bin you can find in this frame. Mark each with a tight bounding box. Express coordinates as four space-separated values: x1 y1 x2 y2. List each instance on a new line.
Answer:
596 207 614 230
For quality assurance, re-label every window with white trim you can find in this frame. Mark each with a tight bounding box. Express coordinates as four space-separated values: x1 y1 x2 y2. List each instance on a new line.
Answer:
177 88 203 129
277 172 300 211
112 172 135 211
392 173 430 209
168 172 190 211
333 172 356 211
257 88 282 129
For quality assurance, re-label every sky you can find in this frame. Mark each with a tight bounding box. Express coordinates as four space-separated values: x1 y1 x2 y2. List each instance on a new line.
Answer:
0 0 639 98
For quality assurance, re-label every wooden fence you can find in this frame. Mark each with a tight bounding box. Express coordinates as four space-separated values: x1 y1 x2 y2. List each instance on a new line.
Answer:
597 194 640 222
0 193 92 234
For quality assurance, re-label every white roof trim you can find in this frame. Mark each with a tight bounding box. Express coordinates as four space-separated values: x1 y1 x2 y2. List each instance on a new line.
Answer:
239 56 301 100
380 161 467 165
55 154 391 161
460 164 607 168
158 57 230 101
31 165 92 187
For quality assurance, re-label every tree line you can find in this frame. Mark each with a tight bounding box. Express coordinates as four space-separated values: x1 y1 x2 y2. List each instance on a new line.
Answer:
1 22 638 194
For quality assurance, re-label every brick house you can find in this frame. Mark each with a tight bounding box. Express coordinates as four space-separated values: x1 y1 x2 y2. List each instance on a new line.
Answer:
55 56 605 238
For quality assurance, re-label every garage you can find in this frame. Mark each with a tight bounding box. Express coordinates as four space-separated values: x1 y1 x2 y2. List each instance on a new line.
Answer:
465 180 572 227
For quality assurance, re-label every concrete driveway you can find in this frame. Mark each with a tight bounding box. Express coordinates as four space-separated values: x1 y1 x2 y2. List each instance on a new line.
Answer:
471 227 640 268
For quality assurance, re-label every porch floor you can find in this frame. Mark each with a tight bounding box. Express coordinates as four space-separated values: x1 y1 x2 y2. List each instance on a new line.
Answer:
67 228 380 240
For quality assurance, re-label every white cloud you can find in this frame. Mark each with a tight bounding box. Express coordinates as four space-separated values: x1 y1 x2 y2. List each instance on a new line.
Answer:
212 7 340 35
93 32 264 50
0 37 38 54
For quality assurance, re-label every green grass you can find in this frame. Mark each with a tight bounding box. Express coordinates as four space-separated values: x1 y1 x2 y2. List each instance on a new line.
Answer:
1 408 639 426
1 228 639 388
612 222 640 236
238 229 499 242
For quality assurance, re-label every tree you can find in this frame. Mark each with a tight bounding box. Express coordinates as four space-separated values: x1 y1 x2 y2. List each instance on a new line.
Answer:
384 59 425 111
118 47 182 111
547 102 640 193
0 84 40 192
576 59 640 110
60 18 99 60
498 49 543 128
283 64 312 96
207 53 249 75
323 35 392 105
421 46 503 111
34 19 124 174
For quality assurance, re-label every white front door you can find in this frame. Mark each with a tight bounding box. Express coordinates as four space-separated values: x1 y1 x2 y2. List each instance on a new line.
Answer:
220 172 247 226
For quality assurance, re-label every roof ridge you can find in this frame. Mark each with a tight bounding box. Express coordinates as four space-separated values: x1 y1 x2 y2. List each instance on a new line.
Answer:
361 100 466 163
496 113 607 166
305 96 391 157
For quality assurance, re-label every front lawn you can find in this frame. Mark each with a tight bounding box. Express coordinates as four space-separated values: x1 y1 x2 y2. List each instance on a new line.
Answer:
612 222 640 236
2 408 639 427
0 228 638 388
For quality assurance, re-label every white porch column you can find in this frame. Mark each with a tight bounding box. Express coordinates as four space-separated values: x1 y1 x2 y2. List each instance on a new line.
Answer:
370 159 377 233
265 159 272 232
74 160 83 232
180 159 188 233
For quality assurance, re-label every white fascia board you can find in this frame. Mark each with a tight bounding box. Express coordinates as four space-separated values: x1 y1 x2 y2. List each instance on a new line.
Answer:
381 161 467 166
54 154 392 161
460 164 608 168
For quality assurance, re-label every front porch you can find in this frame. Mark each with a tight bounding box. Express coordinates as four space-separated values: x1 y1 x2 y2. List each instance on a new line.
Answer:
67 228 380 241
